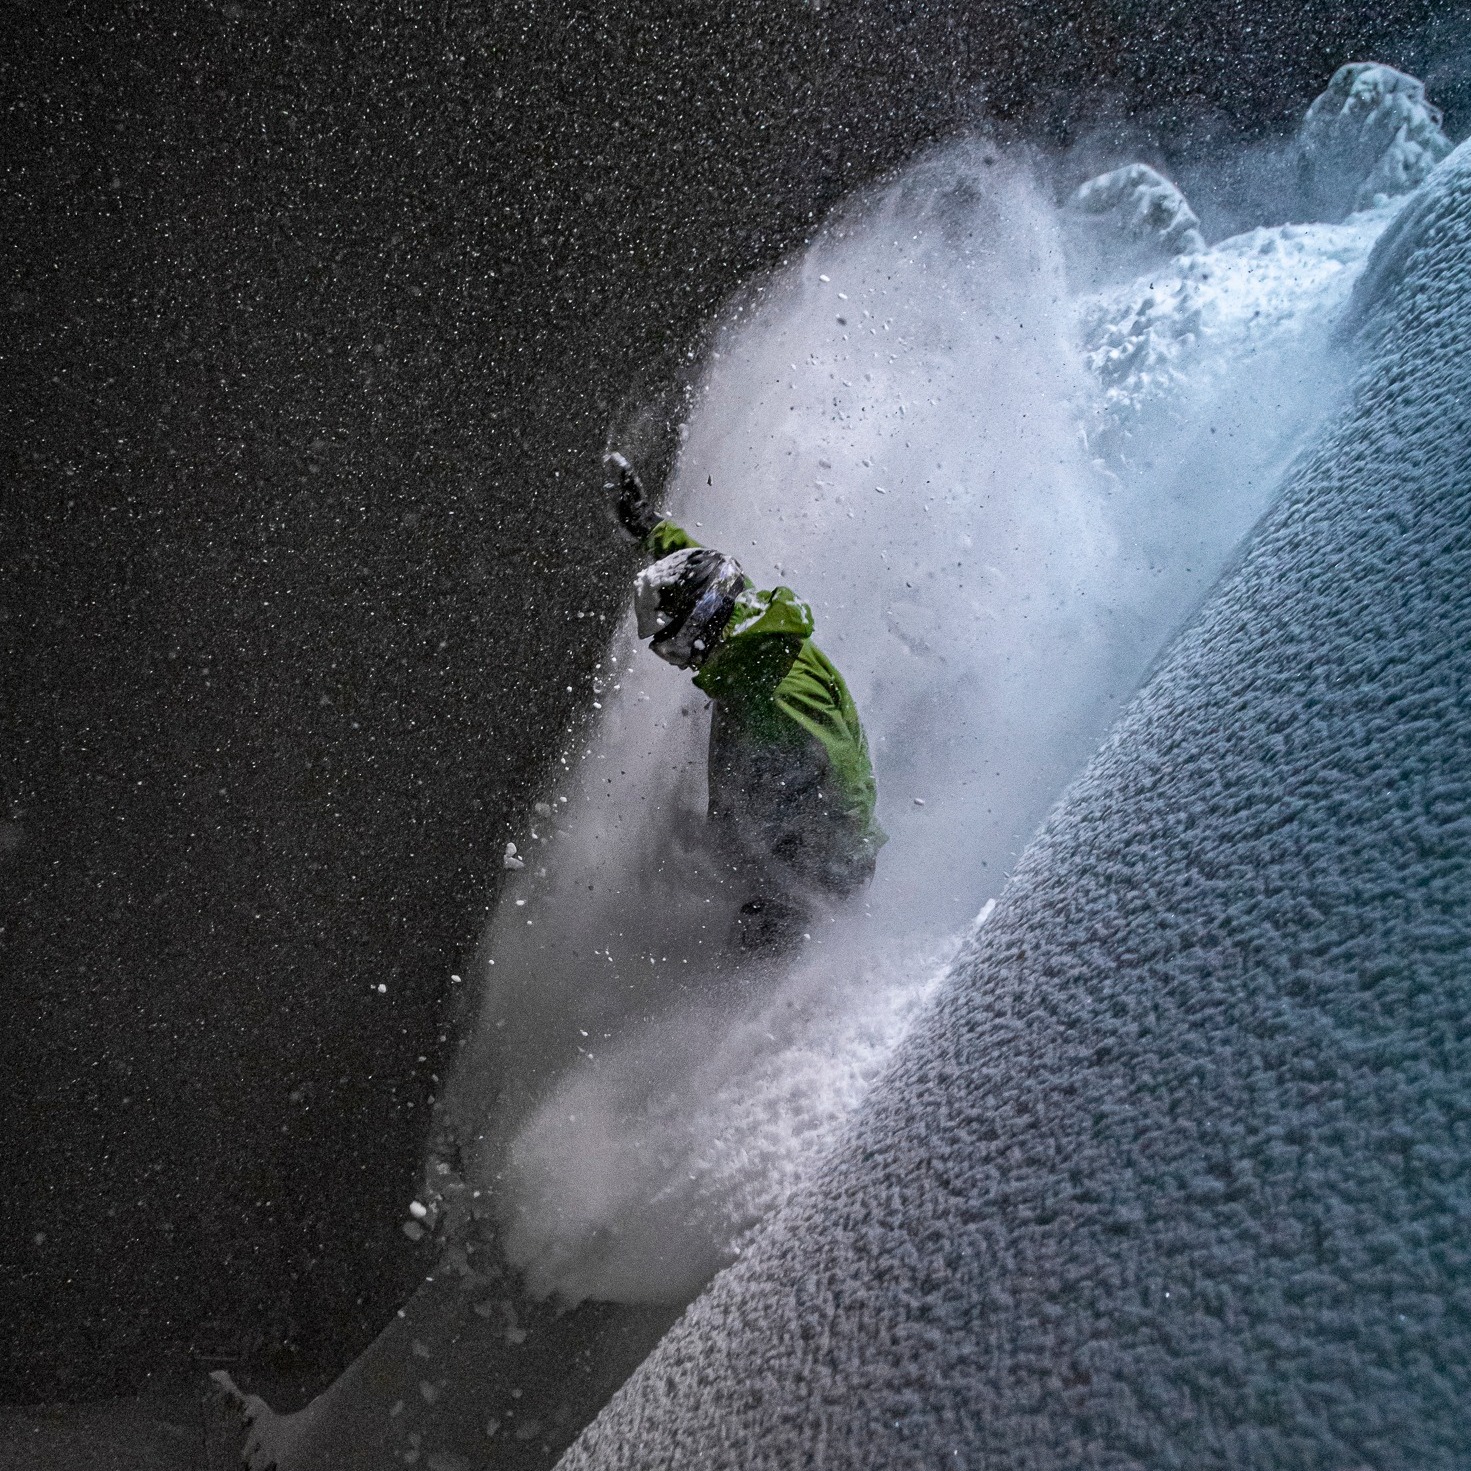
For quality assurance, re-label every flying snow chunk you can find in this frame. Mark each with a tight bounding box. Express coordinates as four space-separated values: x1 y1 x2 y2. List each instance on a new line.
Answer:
1299 62 1451 221
503 842 525 871
1065 163 1205 280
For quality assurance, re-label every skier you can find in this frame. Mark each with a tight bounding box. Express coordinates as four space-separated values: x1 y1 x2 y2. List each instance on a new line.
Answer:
605 451 885 951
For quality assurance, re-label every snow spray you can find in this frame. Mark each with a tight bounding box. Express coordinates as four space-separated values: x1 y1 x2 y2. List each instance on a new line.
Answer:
430 139 1382 1305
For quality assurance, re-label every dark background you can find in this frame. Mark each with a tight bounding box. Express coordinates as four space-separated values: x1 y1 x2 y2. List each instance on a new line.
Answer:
3 0 1463 1405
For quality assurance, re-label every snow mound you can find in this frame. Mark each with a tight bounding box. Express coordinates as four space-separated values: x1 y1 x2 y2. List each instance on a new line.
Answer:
1076 209 1396 462
1065 163 1205 274
1299 61 1452 221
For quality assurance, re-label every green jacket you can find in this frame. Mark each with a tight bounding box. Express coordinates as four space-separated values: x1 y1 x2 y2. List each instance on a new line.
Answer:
644 519 885 893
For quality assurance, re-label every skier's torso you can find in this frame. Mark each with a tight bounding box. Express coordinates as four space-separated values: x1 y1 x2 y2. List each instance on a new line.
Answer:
643 519 885 894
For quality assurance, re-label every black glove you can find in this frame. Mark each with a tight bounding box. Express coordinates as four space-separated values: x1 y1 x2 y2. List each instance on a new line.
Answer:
604 451 661 542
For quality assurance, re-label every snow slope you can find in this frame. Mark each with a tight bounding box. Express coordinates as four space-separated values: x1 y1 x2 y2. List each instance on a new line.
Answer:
557 139 1471 1471
435 143 1384 1313
217 80 1448 1471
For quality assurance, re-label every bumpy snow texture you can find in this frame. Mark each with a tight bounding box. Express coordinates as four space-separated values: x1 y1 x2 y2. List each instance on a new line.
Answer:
1299 62 1452 221
560 142 1471 1471
1066 162 1205 264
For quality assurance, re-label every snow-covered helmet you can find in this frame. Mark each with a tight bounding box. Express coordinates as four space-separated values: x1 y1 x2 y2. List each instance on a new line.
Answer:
634 547 745 668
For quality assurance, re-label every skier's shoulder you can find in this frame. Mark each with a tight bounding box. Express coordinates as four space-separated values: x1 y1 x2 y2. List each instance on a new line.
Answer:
777 638 857 720
787 636 844 687
694 586 811 700
726 583 814 642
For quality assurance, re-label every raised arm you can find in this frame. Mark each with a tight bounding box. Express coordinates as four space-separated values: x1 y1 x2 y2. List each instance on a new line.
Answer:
603 451 702 558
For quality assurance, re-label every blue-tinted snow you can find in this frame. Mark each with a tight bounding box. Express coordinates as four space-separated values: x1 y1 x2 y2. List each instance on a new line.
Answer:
560 138 1471 1471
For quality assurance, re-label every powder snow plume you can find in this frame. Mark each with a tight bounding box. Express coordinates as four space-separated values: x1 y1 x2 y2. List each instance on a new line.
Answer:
429 138 1384 1305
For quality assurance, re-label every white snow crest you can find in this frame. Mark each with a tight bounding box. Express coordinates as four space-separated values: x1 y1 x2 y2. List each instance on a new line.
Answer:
1066 162 1206 270
1076 210 1395 464
1299 61 1453 221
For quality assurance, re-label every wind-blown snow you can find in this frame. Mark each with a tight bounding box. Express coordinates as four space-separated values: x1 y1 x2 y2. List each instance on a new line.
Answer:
429 138 1396 1309
497 934 958 1303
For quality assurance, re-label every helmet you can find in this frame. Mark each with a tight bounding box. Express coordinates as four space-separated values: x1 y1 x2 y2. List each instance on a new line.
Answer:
634 548 745 668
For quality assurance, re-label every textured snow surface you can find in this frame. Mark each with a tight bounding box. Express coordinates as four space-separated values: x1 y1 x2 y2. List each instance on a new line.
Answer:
558 142 1471 1471
1299 61 1452 221
1066 162 1205 268
1077 207 1394 462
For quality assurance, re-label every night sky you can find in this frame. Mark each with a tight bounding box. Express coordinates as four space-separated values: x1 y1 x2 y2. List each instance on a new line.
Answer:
3 0 1458 1404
